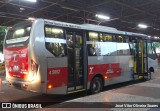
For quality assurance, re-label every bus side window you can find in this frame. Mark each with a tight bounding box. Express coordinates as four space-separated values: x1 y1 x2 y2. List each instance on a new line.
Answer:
147 42 153 54
99 33 117 56
116 35 123 43
151 43 156 54
100 33 112 42
88 32 99 56
45 26 66 57
116 35 130 55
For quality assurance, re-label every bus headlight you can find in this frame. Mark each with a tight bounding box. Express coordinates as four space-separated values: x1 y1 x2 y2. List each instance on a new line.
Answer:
6 71 11 79
27 72 33 81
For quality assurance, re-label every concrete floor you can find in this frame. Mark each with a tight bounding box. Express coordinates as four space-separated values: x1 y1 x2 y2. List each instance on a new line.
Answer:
0 69 160 111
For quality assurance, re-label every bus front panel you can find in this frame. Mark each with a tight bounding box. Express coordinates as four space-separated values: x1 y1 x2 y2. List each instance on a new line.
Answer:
4 21 32 89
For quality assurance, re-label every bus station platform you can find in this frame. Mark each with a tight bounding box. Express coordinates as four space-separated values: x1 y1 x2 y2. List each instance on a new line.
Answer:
0 69 160 111
42 68 159 111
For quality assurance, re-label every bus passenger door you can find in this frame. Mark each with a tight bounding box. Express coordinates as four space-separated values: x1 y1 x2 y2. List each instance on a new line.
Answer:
66 30 85 93
133 39 148 79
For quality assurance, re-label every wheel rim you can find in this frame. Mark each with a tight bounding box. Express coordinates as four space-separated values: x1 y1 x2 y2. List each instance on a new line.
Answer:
92 80 101 93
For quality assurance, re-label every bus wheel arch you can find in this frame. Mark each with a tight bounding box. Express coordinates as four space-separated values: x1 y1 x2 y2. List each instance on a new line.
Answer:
90 74 104 94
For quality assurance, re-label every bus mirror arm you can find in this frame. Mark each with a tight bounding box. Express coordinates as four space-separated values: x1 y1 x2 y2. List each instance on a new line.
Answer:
153 47 158 57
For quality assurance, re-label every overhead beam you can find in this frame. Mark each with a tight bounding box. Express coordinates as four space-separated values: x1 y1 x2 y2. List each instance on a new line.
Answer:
86 0 112 9
112 0 160 30
113 0 157 17
1 0 64 25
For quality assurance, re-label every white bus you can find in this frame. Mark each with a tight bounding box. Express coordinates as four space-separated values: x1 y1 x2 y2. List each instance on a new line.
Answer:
4 19 158 94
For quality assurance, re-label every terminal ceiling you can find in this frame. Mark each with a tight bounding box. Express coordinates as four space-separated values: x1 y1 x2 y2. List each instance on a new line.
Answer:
0 0 160 40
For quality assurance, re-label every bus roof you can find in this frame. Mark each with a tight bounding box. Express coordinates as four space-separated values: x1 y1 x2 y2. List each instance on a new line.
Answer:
44 19 148 39
44 19 125 34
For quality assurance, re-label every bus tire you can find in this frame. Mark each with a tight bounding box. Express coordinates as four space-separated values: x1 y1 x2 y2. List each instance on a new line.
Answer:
90 77 103 94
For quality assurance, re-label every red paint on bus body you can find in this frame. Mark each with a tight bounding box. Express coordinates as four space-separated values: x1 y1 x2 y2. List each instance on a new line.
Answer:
4 46 28 78
47 63 121 88
47 67 68 88
88 63 121 81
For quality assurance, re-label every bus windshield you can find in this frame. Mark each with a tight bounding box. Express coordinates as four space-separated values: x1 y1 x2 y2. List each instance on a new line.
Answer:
5 21 32 48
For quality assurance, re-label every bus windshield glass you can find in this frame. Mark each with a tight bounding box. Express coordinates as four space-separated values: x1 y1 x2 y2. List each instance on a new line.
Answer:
5 21 32 48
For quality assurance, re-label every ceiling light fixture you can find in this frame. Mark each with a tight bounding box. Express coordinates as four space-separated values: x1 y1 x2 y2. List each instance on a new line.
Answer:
28 17 35 21
20 8 25 11
24 0 37 2
138 24 148 29
96 14 110 20
154 36 159 39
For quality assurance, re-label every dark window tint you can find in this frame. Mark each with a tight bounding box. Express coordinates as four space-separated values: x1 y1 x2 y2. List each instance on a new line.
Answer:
100 33 112 42
147 42 155 54
88 32 100 56
45 26 66 57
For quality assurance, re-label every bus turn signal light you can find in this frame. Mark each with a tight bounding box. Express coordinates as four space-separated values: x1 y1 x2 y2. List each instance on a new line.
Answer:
104 76 108 79
48 84 52 89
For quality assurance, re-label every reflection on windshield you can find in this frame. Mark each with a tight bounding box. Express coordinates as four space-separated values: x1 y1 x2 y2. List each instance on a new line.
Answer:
7 26 31 40
5 23 31 48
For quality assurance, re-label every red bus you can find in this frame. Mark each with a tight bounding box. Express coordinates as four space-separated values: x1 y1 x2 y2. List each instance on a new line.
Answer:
3 19 158 94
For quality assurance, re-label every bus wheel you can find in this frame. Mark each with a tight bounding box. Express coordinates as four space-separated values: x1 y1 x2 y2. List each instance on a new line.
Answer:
90 77 103 94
